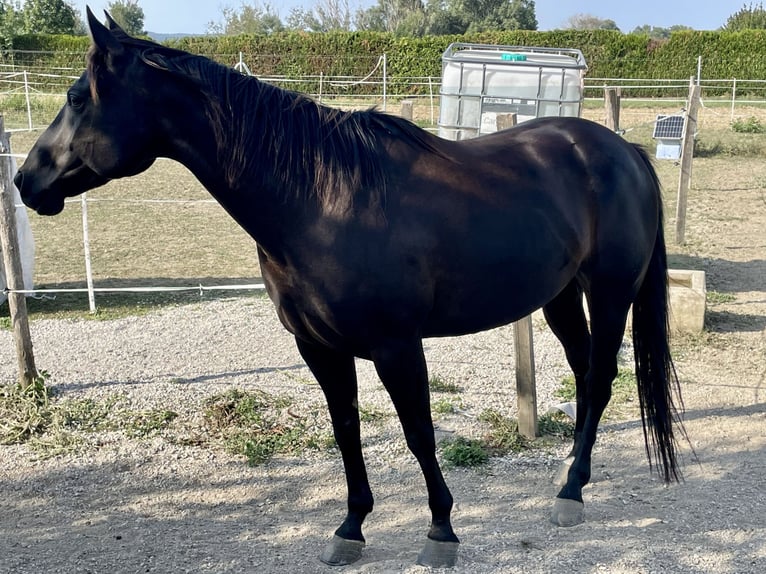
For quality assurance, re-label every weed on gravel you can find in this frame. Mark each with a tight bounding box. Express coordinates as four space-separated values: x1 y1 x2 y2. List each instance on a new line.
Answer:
440 409 575 468
0 375 178 457
203 388 334 465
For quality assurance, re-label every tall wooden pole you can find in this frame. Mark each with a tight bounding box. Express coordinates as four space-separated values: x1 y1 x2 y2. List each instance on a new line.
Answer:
676 79 701 245
0 116 38 388
400 100 414 121
604 87 621 133
513 316 538 438
496 112 537 438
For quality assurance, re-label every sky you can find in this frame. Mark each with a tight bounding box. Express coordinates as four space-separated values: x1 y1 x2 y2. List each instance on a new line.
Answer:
70 1 748 35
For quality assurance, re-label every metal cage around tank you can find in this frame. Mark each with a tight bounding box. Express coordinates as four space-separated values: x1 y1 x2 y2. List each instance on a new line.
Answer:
438 43 588 141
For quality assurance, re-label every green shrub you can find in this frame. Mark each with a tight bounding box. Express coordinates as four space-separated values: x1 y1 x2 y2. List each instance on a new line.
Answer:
441 436 489 467
731 116 764 133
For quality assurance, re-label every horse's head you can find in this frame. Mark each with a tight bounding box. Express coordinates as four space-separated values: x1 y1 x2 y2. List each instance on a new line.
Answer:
15 8 161 215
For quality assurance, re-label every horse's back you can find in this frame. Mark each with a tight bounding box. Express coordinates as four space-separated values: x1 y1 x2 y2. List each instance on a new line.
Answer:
394 117 663 336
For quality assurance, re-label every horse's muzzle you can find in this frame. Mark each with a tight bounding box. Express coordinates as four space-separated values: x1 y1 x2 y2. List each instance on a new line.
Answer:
14 170 66 216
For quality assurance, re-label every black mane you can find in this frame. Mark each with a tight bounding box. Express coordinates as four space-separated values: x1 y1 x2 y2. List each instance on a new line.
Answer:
88 35 441 213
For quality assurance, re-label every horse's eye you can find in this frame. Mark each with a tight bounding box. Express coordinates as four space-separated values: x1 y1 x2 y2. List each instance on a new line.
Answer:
67 91 85 110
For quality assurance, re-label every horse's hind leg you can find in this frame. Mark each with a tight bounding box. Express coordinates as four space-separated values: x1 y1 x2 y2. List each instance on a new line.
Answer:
542 280 591 487
371 336 459 568
549 286 633 527
295 337 372 566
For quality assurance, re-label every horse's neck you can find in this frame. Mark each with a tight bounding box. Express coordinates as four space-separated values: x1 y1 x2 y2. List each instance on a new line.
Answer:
160 80 316 253
169 134 304 255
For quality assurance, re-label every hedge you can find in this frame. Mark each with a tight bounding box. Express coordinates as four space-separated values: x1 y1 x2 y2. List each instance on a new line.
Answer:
5 29 766 93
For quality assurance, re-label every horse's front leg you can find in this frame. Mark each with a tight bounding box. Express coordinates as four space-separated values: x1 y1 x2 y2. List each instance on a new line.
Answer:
295 337 372 566
371 336 460 568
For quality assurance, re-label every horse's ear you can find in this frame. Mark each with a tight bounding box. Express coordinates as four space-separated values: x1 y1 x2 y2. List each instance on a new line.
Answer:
103 10 128 36
86 6 124 58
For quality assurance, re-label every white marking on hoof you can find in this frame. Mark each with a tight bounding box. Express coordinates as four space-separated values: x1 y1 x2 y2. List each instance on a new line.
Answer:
416 538 459 568
550 497 585 527
319 535 365 566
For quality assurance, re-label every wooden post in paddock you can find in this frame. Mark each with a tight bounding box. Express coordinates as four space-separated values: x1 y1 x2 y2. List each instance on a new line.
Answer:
513 316 537 438
604 87 621 133
495 112 538 438
0 116 38 388
400 100 414 121
676 78 701 245
495 112 518 132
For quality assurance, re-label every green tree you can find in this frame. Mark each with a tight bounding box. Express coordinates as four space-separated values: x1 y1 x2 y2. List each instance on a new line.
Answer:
287 0 353 31
23 0 78 34
723 2 766 30
354 0 425 34
630 24 692 38
422 0 465 35
107 0 145 35
208 1 284 35
565 13 620 31
457 0 537 32
356 0 537 35
0 1 22 46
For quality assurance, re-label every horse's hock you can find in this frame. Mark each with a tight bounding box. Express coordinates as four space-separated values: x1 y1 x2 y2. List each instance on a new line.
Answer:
667 269 706 333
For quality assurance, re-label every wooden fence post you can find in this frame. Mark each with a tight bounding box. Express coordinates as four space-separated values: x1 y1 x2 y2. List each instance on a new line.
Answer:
495 111 538 437
604 87 621 132
0 116 38 388
676 78 701 245
514 315 537 438
400 100 413 121
495 112 518 131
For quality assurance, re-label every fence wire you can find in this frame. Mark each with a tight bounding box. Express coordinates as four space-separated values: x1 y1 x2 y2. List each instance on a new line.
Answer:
2 51 765 309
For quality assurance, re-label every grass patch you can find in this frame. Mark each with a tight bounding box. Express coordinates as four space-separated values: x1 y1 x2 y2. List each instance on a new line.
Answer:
731 116 764 134
54 394 122 432
0 372 53 444
538 412 575 438
0 376 330 463
203 388 333 465
707 290 736 305
555 374 577 402
428 374 461 394
432 397 462 415
0 375 179 456
478 409 528 455
610 368 637 407
440 408 575 468
359 405 389 423
122 409 178 438
553 367 636 408
694 132 766 157
441 436 489 468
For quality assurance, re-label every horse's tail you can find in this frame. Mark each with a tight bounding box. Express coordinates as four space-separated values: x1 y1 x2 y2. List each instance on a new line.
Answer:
631 144 685 483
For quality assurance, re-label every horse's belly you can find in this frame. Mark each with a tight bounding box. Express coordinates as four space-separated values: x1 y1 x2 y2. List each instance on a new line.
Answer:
423 269 573 337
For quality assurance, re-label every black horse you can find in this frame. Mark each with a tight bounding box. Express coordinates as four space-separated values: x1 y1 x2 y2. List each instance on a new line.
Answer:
15 9 685 568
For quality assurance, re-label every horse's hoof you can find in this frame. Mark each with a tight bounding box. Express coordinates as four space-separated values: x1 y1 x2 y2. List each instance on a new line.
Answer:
319 535 365 566
550 497 585 527
553 456 574 486
416 538 459 568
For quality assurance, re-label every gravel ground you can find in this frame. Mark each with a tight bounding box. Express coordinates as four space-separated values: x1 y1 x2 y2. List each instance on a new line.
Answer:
1 294 764 574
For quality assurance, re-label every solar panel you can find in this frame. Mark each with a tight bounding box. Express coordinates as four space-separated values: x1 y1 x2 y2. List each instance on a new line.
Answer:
652 115 685 139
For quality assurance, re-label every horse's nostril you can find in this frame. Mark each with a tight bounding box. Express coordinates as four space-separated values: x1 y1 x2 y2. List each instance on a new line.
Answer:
13 170 23 190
